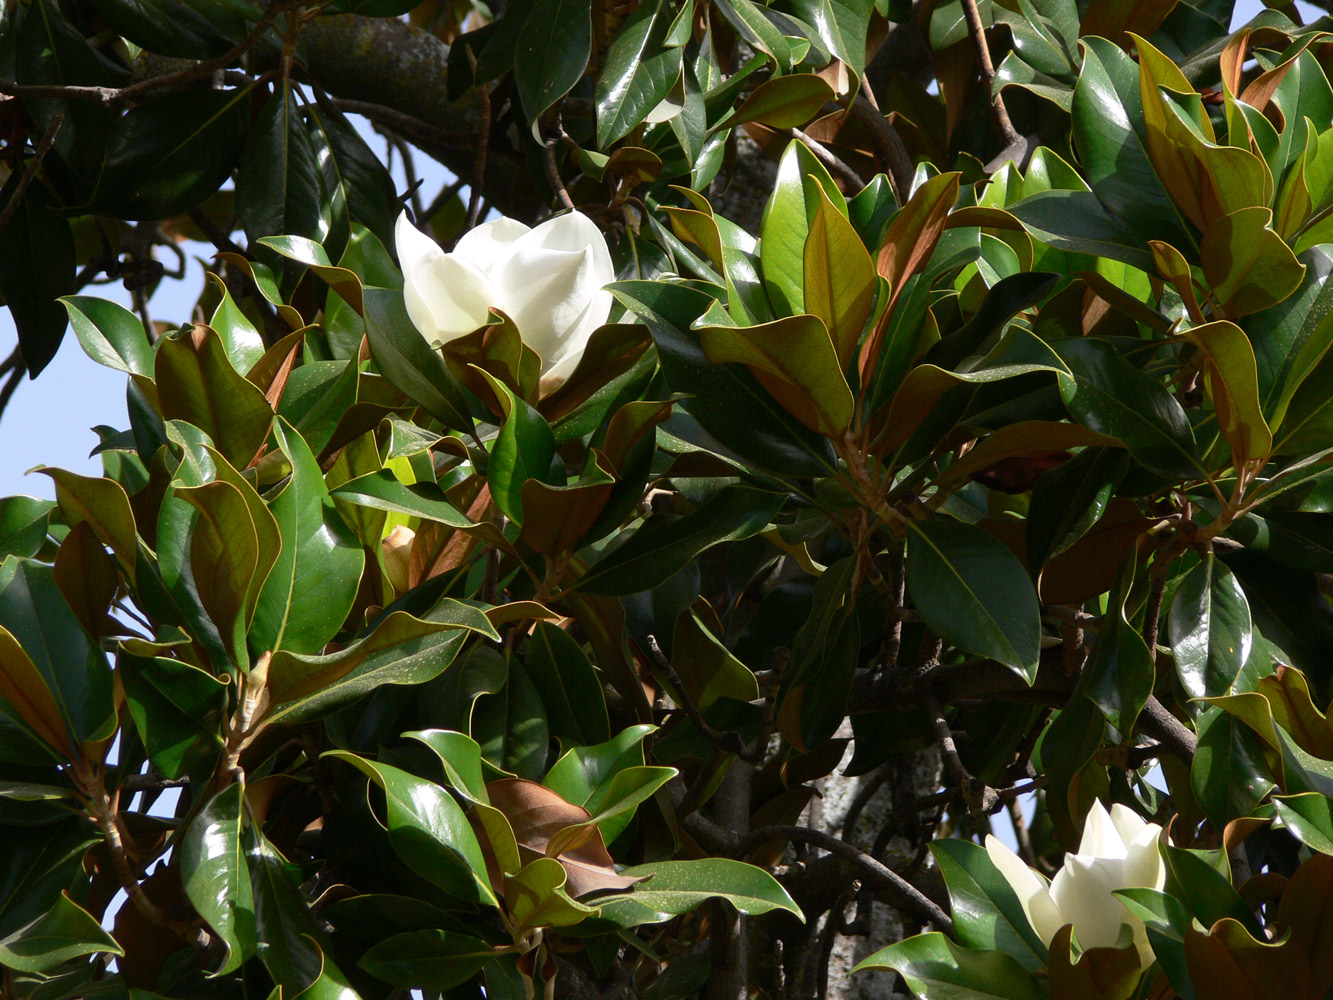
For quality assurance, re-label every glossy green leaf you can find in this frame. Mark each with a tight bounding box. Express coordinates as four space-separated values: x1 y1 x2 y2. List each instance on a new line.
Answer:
0 559 114 752
94 88 250 220
326 751 498 906
595 0 682 147
576 486 784 596
180 783 255 975
612 280 837 477
904 519 1041 681
363 285 473 431
485 375 557 525
513 0 591 122
1009 190 1154 271
250 419 364 656
1169 554 1253 700
505 856 600 930
265 606 493 724
853 931 1045 998
931 838 1047 971
408 728 489 803
596 859 802 926
359 929 495 992
236 80 334 265
0 893 123 973
524 622 610 748
1191 705 1276 826
760 140 844 317
0 179 74 377
1057 337 1202 480
698 314 853 438
727 74 835 129
0 497 54 561
61 296 153 376
1080 561 1154 735
155 325 275 469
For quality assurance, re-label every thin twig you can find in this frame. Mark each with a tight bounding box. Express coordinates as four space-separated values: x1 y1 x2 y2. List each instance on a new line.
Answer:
741 825 954 934
0 112 64 240
790 128 864 189
0 362 23 429
0 0 292 107
959 0 1024 149
646 635 764 764
466 49 491 230
542 143 576 212
1142 573 1167 656
926 695 997 823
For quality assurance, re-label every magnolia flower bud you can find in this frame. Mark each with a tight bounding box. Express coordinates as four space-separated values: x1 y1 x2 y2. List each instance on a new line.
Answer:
395 210 615 389
381 525 416 594
986 800 1165 965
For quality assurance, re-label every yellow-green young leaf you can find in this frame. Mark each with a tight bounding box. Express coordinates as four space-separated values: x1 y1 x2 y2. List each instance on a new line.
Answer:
1179 320 1273 465
698 315 853 437
1150 240 1204 321
860 171 961 380
805 184 876 370
0 625 69 759
505 857 600 931
662 206 724 274
1201 207 1306 318
727 73 835 129
1132 34 1269 231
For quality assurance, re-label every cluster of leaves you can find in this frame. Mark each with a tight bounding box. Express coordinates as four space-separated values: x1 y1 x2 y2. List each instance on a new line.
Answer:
10 0 1333 997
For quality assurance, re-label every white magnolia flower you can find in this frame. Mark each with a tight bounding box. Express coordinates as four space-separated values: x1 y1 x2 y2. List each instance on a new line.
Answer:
986 800 1165 965
395 209 615 388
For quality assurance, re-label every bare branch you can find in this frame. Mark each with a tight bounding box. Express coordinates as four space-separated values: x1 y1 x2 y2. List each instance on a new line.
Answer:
742 824 954 935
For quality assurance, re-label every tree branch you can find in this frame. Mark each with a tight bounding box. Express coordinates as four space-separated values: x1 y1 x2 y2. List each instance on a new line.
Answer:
742 825 954 935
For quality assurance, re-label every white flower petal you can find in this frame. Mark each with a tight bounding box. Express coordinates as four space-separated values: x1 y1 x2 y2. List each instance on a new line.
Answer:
1051 855 1133 950
1123 822 1166 892
1109 803 1151 848
454 216 531 274
497 217 613 373
395 211 443 272
985 836 1064 946
408 252 499 348
1079 800 1129 860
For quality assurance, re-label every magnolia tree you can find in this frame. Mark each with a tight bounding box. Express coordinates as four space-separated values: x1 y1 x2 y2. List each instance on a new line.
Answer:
7 0 1333 998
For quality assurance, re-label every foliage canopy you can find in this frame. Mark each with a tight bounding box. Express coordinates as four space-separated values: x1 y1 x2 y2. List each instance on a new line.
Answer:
6 0 1333 997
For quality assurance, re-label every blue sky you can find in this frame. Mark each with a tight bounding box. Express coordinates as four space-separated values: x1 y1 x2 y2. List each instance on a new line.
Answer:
0 0 1312 499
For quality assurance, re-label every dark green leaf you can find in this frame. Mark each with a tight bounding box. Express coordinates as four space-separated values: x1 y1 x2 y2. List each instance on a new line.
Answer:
904 519 1041 681
0 179 74 377
1056 337 1202 480
363 285 474 432
513 0 592 122
524 622 610 748
359 929 495 992
577 486 784 596
94 88 250 220
596 859 802 926
853 931 1046 999
0 893 122 973
180 783 255 975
